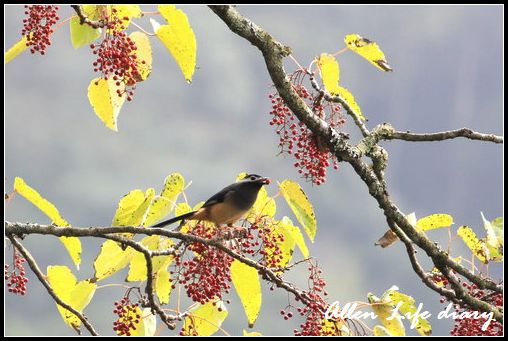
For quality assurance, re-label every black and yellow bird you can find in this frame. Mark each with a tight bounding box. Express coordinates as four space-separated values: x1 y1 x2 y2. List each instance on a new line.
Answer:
151 174 270 229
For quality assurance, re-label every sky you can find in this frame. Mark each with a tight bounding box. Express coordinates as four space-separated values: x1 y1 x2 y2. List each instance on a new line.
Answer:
5 5 503 336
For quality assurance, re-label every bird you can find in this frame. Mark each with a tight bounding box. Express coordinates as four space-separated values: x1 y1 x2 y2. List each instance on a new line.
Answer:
151 174 270 229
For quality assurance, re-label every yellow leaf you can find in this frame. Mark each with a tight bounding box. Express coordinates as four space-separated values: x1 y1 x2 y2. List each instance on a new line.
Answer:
373 325 392 336
457 226 489 264
13 177 81 268
141 308 157 336
386 290 432 336
335 86 365 121
110 5 142 30
127 236 159 281
161 173 186 199
145 173 184 226
129 31 152 81
47 266 96 330
127 236 174 283
14 177 68 226
231 260 262 328
344 34 392 72
368 293 405 336
184 299 228 336
156 269 172 305
317 53 340 94
87 77 126 131
243 330 262 336
144 196 173 227
154 5 197 82
173 202 206 233
265 220 296 270
279 180 317 242
416 214 454 231
5 36 29 64
247 187 276 222
481 213 503 262
70 6 101 49
321 318 350 336
113 189 145 226
280 216 309 258
93 240 134 281
176 202 193 216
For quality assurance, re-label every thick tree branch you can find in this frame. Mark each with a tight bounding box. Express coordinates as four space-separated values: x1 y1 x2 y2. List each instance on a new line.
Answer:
208 5 503 322
6 235 99 336
5 222 313 307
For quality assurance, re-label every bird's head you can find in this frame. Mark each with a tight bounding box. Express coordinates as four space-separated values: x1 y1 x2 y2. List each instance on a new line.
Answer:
240 173 271 186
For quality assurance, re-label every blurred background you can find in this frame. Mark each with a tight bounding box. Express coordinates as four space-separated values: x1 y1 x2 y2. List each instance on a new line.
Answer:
5 5 503 336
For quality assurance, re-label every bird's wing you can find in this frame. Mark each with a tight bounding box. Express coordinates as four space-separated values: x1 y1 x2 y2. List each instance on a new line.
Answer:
201 183 237 208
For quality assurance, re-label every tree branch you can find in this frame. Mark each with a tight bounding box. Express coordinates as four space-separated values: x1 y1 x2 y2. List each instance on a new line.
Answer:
5 221 313 308
70 5 105 29
384 128 503 144
208 5 503 323
6 234 99 336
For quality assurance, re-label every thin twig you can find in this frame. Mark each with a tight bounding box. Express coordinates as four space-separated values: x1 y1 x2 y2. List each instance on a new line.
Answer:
6 234 99 336
385 128 503 144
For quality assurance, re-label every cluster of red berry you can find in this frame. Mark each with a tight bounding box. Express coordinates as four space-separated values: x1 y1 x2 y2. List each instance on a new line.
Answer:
5 250 28 296
21 5 60 55
449 282 503 336
172 223 234 304
257 223 286 269
293 261 338 336
112 297 141 336
268 81 344 185
90 8 143 101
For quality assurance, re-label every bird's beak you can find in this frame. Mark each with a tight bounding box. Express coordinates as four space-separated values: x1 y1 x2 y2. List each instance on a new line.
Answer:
261 177 271 185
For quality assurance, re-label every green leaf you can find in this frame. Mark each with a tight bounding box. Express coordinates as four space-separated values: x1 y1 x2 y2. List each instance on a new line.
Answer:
184 299 228 336
416 214 454 231
88 77 126 131
344 34 392 72
13 177 82 268
279 180 317 242
70 6 101 49
5 36 29 64
231 260 262 328
153 6 197 82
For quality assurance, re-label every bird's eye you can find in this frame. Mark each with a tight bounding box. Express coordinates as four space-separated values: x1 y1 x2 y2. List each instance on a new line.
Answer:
250 176 256 181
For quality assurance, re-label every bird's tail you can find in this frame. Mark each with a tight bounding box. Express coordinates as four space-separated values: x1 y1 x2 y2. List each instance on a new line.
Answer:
150 211 197 228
